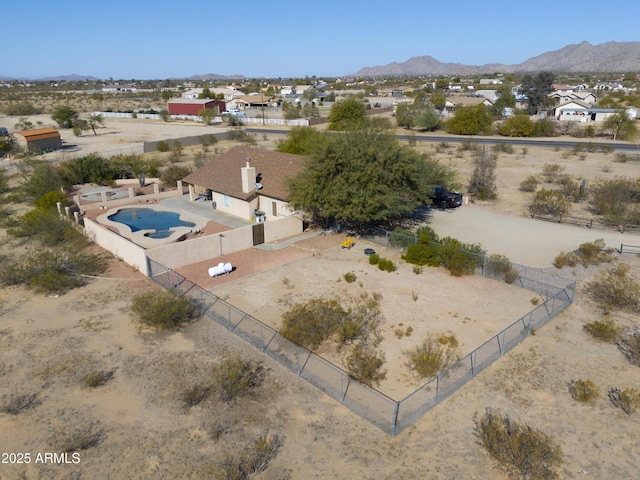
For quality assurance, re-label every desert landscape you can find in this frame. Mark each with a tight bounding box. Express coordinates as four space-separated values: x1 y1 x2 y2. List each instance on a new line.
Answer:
2 115 640 479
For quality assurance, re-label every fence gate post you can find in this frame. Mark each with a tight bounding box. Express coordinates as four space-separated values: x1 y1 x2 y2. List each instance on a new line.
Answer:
392 402 400 437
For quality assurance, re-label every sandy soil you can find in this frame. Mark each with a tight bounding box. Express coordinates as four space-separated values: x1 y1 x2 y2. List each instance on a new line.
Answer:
2 118 640 479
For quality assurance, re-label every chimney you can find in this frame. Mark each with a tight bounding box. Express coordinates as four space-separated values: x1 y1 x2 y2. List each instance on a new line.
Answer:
241 157 256 194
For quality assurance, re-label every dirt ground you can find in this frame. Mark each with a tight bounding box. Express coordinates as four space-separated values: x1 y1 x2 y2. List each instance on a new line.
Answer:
2 116 640 479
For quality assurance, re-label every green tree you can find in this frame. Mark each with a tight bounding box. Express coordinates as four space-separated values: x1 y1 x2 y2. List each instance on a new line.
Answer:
287 130 454 225
498 115 535 137
602 111 637 140
198 108 217 125
396 104 440 131
519 71 555 114
22 161 64 202
0 134 17 157
468 145 497 199
430 90 447 112
446 105 493 135
276 127 326 155
51 105 79 128
86 114 105 135
491 85 516 117
327 97 367 131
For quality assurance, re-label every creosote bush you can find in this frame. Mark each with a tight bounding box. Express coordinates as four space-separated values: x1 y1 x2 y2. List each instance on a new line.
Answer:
553 251 579 269
343 271 357 283
569 379 600 403
485 254 520 284
1 393 38 415
404 335 460 379
585 263 640 311
576 238 614 266
82 370 114 388
345 343 387 387
609 388 640 414
213 356 264 404
130 289 200 330
50 422 105 453
584 316 621 343
474 407 563 480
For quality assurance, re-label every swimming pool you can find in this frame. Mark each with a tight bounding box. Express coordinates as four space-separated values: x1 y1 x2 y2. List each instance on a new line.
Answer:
108 208 196 232
98 205 207 249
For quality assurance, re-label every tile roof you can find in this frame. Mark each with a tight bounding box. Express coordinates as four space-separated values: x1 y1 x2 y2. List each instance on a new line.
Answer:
182 146 305 202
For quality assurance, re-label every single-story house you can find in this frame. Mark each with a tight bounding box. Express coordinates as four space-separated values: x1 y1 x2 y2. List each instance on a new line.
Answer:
15 128 62 153
102 83 137 93
555 101 622 122
549 91 597 106
443 96 494 115
181 146 305 222
167 98 225 116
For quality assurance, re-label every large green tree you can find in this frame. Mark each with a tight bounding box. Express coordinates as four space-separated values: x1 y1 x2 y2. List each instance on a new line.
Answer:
327 97 367 130
519 72 555 114
286 130 455 226
602 111 637 140
51 105 79 128
395 104 440 131
446 105 493 135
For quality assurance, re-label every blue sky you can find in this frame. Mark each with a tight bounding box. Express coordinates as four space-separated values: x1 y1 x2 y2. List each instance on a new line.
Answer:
3 0 639 80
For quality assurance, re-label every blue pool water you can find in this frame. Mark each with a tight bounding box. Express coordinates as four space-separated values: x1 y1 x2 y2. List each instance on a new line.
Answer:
108 208 195 233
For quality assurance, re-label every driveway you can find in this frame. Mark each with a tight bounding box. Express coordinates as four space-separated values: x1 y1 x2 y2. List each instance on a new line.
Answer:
428 204 640 267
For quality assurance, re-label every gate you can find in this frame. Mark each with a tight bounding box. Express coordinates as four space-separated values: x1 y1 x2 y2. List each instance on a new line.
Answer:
252 223 264 246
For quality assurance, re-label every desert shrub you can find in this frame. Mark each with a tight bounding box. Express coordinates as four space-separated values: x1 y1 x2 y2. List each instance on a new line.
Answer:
498 116 535 137
0 249 107 294
553 251 579 268
213 356 264 404
336 295 384 345
82 370 113 388
541 163 565 183
468 146 497 200
368 253 380 265
130 289 200 330
569 379 600 403
485 253 520 284
529 189 571 218
404 335 460 379
437 237 484 276
377 257 397 272
3 102 41 116
492 142 514 154
180 383 211 408
50 422 105 452
160 165 191 186
7 207 88 248
438 334 459 348
576 238 614 266
474 407 563 480
389 227 417 248
1 393 38 415
584 317 621 343
588 176 640 226
609 388 640 414
156 141 169 152
402 243 440 267
280 298 345 348
585 263 640 311
519 175 540 192
416 225 440 244
343 271 357 283
244 433 285 473
556 174 584 201
617 333 640 367
345 343 387 387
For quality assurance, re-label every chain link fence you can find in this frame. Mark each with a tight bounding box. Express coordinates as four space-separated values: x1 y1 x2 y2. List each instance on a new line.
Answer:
147 237 575 436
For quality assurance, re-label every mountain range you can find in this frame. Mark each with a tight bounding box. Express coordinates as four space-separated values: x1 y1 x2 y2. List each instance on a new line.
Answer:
3 41 639 81
349 41 640 77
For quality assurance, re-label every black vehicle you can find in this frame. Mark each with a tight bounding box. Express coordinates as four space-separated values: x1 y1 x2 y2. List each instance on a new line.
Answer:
430 186 463 209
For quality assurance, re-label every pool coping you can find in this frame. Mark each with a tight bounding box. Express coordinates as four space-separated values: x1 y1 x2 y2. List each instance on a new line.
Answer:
97 204 210 249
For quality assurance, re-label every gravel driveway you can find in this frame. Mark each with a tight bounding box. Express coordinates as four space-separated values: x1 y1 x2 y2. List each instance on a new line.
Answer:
428 203 640 267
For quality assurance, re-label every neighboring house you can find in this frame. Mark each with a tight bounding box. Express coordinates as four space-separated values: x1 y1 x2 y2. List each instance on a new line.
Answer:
182 88 203 99
549 91 597 106
552 84 574 94
479 78 502 85
225 97 251 111
102 83 137 93
167 98 225 116
443 96 494 115
555 100 620 122
475 90 500 102
15 128 62 153
181 146 305 222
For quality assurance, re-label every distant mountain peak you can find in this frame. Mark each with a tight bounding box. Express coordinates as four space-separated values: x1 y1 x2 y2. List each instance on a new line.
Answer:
348 41 640 77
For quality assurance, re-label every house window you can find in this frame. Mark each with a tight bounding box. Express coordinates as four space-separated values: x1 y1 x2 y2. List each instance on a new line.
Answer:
224 195 230 207
272 201 277 217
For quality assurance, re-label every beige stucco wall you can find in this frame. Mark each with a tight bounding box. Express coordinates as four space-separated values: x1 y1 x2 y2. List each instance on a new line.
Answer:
84 218 148 274
146 225 254 270
263 215 303 242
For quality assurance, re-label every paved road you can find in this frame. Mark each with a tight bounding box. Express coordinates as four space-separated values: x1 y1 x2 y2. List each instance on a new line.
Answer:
428 204 640 267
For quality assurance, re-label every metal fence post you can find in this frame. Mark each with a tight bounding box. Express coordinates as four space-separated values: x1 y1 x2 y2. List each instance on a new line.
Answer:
392 402 400 437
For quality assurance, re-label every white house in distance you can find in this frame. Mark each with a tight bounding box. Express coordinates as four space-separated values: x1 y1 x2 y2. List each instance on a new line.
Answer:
554 100 625 122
